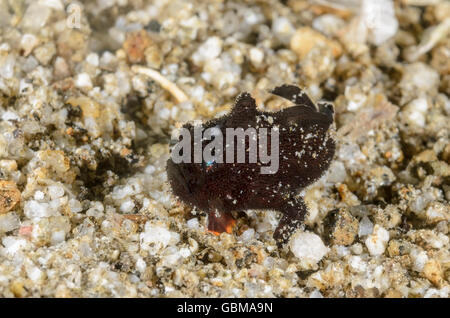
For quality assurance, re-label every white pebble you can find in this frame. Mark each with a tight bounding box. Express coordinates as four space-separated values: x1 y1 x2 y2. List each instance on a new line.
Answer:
361 0 398 45
75 72 93 90
0 160 17 172
345 85 367 111
290 230 329 266
239 228 255 242
365 225 389 256
144 165 156 174
0 213 20 233
24 200 53 220
140 222 180 255
1 111 19 121
120 199 135 213
312 14 345 37
256 210 279 233
179 247 191 258
272 17 295 44
424 287 450 298
402 97 428 127
350 243 363 255
86 53 99 67
186 218 199 229
19 79 33 95
326 161 347 183
112 185 136 200
51 230 66 245
309 289 324 298
49 198 63 210
1 236 28 257
335 245 350 257
20 34 39 56
34 191 45 201
26 264 43 282
191 37 223 66
41 0 64 10
400 62 439 94
425 203 449 223
349 255 367 273
0 54 15 79
136 257 147 273
68 198 83 213
48 184 64 200
100 51 117 68
410 248 428 272
249 47 264 67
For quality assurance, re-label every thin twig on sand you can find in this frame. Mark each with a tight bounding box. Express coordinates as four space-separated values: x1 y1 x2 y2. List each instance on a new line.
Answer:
132 65 189 103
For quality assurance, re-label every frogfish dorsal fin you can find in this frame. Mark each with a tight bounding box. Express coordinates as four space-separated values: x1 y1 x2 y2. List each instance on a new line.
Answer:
271 84 317 111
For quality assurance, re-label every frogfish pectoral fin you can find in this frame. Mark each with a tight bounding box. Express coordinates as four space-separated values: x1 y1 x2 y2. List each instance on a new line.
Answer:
273 196 307 248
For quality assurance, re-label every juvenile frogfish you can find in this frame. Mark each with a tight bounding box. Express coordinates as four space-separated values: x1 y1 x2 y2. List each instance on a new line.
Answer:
167 84 335 247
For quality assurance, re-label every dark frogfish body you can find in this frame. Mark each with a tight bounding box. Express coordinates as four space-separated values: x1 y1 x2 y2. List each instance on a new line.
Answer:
167 84 335 247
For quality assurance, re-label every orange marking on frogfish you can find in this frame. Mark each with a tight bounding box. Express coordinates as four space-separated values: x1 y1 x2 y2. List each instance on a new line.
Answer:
207 218 236 236
207 210 236 235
